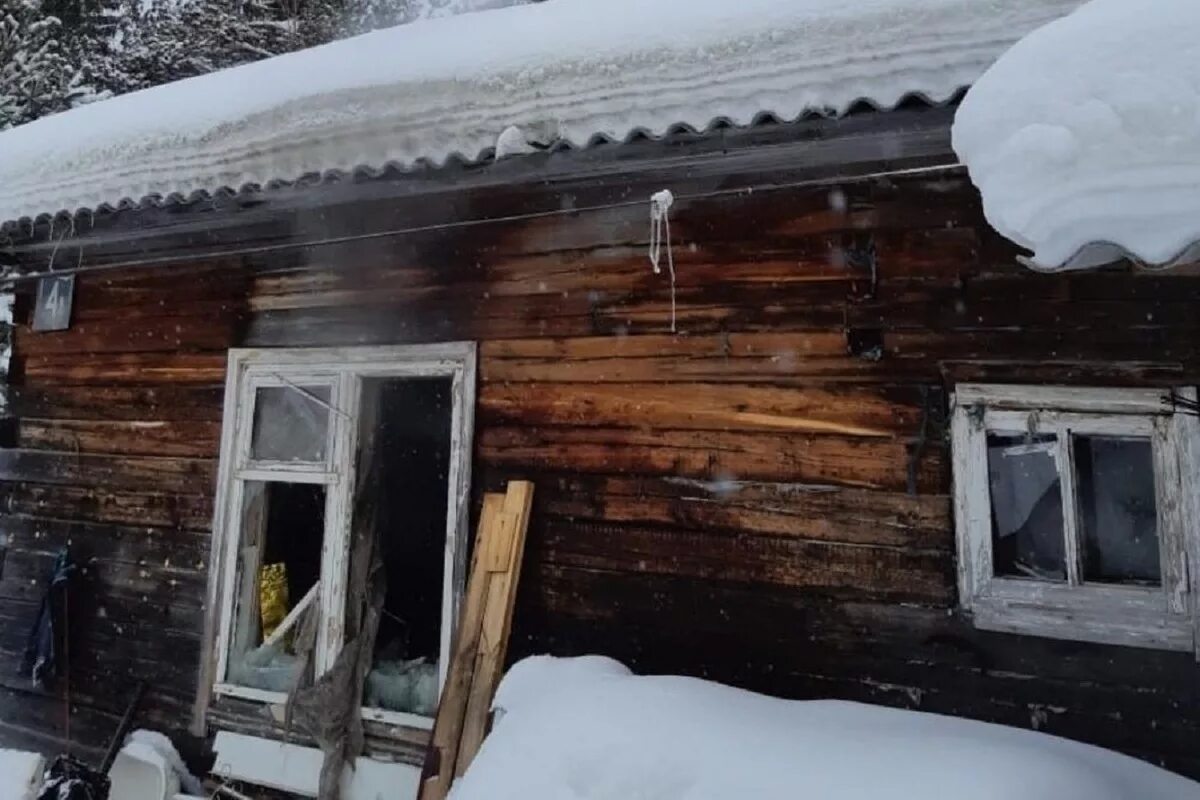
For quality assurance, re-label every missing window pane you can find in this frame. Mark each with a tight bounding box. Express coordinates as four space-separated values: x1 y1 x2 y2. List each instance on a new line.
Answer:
1075 436 1160 586
251 385 331 463
359 377 454 716
987 433 1065 581
228 481 325 692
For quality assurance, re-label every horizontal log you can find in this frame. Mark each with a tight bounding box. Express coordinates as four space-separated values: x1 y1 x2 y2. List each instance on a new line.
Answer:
14 312 239 357
250 249 852 313
529 517 952 604
513 472 951 551
478 426 945 492
16 419 222 459
1 514 208 568
0 483 213 531
939 360 1190 388
0 617 201 697
522 563 1200 694
0 685 112 762
0 563 207 623
853 279 1200 333
244 280 857 346
480 332 904 384
888 328 1198 366
478 382 924 438
0 449 216 494
19 353 228 386
6 385 225 421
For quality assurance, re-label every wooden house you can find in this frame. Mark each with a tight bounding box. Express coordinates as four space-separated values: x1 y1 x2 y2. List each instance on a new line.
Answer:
1 0 1198 790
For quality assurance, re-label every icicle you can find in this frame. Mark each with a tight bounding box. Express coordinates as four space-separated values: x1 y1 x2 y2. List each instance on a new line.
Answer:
648 189 677 332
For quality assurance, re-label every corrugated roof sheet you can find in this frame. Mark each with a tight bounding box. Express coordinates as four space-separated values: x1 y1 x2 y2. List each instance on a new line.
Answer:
0 0 1084 228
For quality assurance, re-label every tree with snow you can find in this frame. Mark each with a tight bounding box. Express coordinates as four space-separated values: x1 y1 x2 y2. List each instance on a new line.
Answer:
0 0 74 129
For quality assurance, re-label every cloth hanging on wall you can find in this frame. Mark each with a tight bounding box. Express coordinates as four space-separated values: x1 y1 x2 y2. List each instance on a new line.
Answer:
21 548 75 689
285 387 386 800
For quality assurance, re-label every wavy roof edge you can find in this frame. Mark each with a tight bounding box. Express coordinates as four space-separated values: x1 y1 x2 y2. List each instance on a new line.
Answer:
0 93 961 236
1023 239 1200 273
0 0 1085 229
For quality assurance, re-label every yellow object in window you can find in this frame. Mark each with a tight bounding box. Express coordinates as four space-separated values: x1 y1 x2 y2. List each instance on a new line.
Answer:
260 563 290 643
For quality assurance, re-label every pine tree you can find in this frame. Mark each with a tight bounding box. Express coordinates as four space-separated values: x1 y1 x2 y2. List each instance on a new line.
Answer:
0 0 74 129
2 0 539 130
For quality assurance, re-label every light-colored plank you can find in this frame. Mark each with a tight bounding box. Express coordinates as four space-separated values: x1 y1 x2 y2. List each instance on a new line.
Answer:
950 398 990 609
261 582 318 650
212 730 420 799
956 383 1170 415
418 493 505 800
455 481 534 777
1153 417 1189 616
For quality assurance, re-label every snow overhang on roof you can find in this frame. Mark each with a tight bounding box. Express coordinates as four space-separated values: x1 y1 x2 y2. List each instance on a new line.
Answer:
0 0 1084 227
953 0 1200 271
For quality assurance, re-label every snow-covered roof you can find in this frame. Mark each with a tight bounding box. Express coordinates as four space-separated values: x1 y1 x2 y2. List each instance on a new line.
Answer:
953 0 1200 271
0 0 1084 227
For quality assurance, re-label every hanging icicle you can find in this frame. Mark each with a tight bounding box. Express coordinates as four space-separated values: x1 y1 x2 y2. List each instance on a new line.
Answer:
648 189 677 332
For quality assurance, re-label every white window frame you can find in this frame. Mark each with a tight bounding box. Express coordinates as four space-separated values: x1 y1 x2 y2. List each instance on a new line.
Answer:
951 384 1200 656
206 344 477 730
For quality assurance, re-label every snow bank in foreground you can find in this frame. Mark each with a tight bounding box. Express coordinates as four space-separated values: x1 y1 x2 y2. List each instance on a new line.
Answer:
952 0 1200 270
0 750 44 800
0 0 1083 225
452 655 1200 800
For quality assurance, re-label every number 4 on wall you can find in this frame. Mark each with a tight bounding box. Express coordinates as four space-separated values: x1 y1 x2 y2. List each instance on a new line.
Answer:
32 275 75 332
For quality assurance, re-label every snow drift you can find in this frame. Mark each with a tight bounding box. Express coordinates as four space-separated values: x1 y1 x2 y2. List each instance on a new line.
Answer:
0 0 1083 225
451 655 1200 800
953 0 1200 270
0 750 44 800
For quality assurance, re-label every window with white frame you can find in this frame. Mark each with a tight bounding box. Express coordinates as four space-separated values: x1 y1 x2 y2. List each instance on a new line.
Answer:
207 344 476 730
951 384 1200 654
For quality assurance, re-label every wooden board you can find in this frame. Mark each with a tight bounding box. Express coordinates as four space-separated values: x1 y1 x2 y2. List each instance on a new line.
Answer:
419 481 534 800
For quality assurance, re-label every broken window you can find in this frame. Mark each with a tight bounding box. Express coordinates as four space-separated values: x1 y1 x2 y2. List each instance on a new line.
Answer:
951 385 1199 654
250 385 332 463
987 433 1065 581
208 345 477 728
227 481 325 693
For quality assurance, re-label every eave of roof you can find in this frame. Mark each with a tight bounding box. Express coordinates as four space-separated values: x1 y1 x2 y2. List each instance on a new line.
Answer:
0 0 1084 229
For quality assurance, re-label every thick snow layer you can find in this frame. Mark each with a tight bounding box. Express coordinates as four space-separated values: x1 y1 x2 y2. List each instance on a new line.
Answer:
953 0 1200 270
0 749 44 800
0 0 1084 225
452 655 1200 800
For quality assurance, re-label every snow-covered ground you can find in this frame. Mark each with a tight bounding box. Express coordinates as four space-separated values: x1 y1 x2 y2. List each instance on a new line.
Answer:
953 0 1200 270
0 750 44 800
0 0 1083 225
452 655 1200 800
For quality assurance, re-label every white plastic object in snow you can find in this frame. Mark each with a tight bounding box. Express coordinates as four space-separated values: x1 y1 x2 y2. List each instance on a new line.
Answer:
952 0 1200 271
109 742 180 800
0 749 45 800
108 736 206 800
0 0 1084 226
451 655 1200 800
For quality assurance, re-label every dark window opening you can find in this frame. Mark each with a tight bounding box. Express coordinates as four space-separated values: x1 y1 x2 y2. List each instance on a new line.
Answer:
1076 435 1160 586
361 377 453 716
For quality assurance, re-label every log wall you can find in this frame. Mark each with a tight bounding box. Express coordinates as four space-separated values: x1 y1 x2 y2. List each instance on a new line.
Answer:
2 109 1199 777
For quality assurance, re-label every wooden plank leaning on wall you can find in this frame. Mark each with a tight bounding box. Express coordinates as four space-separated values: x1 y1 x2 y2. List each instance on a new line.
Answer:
420 480 534 800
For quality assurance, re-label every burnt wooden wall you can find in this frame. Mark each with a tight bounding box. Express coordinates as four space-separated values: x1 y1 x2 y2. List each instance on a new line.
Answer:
2 107 1200 777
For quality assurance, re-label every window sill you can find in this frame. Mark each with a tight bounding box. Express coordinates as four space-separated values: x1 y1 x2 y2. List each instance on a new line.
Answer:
968 587 1193 652
213 682 435 731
